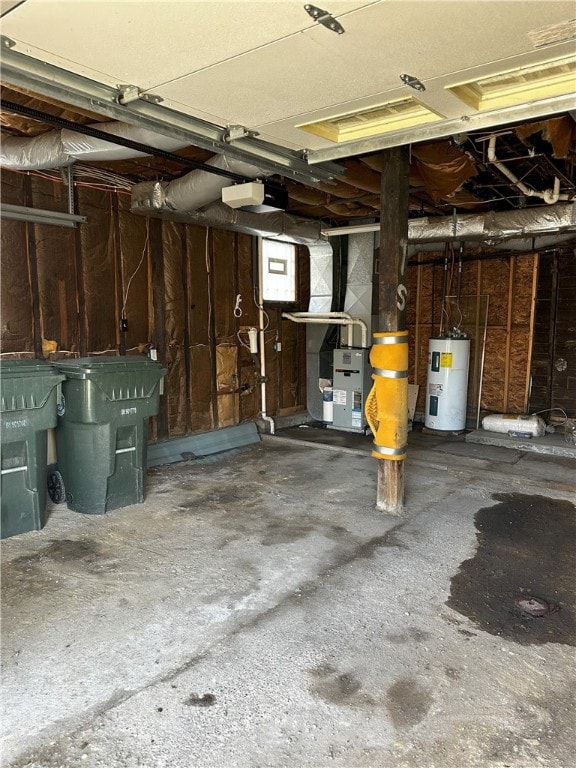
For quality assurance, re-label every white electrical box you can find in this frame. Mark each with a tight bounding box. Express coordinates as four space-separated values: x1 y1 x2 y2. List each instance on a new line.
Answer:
329 348 372 433
222 182 265 208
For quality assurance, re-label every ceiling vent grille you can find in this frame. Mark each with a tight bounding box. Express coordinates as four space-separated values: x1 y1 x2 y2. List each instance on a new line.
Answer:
297 98 442 143
448 55 576 112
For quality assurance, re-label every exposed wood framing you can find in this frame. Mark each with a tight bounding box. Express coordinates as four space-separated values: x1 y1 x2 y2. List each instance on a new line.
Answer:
377 145 410 516
111 195 124 356
73 200 88 357
524 255 539 411
414 253 423 384
150 218 169 441
503 255 515 412
181 226 192 434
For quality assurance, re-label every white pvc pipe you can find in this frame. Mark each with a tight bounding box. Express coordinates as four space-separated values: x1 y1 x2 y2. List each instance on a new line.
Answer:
282 311 369 349
487 135 569 205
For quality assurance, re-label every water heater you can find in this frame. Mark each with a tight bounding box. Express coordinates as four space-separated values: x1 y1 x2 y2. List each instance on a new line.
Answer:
425 336 470 432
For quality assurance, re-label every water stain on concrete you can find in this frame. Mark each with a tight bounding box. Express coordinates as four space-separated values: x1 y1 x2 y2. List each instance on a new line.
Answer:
1 558 59 604
11 538 101 566
183 693 216 707
310 665 364 705
310 663 338 678
387 627 431 644
444 666 461 680
448 493 576 646
386 677 433 729
176 483 261 511
260 521 314 546
352 524 407 558
2 539 114 604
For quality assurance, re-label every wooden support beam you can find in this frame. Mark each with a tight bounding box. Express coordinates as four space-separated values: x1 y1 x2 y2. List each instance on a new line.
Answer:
377 146 410 515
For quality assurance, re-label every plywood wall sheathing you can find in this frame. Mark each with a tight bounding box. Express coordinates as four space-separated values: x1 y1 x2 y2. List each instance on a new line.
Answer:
409 250 538 418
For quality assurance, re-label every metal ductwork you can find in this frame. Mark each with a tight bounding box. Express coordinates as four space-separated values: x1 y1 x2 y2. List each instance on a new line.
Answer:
132 199 324 245
408 203 576 243
131 154 266 212
130 158 325 244
0 122 190 169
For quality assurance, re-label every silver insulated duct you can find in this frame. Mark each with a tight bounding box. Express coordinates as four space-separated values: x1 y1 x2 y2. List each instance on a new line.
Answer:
408 203 576 243
130 156 325 245
0 122 189 169
131 154 266 212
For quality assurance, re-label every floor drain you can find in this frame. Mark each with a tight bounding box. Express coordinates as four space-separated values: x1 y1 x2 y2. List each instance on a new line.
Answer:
515 595 556 617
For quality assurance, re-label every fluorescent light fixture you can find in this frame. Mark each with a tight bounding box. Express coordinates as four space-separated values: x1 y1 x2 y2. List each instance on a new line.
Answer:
448 55 576 112
298 98 442 143
322 223 380 236
1 203 87 228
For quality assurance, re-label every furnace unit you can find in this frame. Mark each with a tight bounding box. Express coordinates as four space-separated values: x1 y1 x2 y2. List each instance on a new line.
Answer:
329 348 372 433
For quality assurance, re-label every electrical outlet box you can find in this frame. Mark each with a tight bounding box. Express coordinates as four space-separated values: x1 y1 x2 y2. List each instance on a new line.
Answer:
273 341 282 352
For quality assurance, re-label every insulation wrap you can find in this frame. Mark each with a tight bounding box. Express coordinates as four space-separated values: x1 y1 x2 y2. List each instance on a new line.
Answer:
408 204 576 243
0 122 189 169
365 331 409 460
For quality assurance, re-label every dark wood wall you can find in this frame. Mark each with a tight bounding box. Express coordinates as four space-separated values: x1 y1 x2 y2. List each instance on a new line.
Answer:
529 249 576 419
0 171 309 441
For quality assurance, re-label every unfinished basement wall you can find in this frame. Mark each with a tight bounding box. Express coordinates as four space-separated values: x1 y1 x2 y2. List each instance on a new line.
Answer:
529 247 576 419
406 248 539 421
0 170 309 440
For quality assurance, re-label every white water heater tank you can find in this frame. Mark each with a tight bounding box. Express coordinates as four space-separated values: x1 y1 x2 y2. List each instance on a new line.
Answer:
425 336 470 432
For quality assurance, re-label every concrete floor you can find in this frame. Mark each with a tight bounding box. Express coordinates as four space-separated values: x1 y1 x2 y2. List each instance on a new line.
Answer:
1 428 575 768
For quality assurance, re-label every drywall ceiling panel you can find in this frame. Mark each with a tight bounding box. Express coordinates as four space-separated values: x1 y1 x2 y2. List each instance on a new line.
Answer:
255 38 576 150
0 0 370 89
0 1 26 15
1 0 574 156
154 1 576 129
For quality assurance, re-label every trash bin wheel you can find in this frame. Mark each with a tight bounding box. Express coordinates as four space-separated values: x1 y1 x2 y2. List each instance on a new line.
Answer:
47 470 66 505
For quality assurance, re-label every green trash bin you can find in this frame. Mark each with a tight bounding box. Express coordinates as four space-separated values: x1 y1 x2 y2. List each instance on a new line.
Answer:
1 360 65 539
54 356 166 515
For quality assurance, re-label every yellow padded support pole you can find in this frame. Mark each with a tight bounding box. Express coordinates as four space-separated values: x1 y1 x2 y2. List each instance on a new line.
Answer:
364 331 409 460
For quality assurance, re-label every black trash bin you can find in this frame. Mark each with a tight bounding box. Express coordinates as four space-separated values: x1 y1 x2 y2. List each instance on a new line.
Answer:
1 360 65 538
53 356 166 514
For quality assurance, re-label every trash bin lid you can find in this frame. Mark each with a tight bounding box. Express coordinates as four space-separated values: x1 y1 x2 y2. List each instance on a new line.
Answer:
0 359 62 378
1 360 64 413
55 356 164 378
